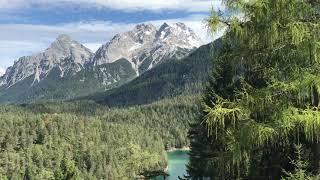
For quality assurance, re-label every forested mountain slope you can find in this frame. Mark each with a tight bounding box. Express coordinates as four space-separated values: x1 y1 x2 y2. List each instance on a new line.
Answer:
86 40 222 106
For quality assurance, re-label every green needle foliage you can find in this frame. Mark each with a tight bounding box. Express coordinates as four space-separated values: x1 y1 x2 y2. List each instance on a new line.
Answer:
282 144 319 180
188 0 320 179
0 95 200 179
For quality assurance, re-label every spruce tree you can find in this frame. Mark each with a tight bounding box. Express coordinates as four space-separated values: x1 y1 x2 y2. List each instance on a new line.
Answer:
188 0 320 179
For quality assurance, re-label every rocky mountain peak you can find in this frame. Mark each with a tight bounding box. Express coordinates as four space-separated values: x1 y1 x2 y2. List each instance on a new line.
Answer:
93 22 203 74
1 34 93 87
47 34 93 64
157 22 188 35
156 22 202 47
50 34 74 49
174 22 188 29
56 34 72 41
159 22 170 30
135 23 156 31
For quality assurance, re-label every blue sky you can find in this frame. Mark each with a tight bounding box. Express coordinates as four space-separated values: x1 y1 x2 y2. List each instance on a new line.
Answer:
0 0 224 73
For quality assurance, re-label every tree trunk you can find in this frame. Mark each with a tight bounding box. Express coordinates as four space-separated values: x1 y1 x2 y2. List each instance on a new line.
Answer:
312 143 320 174
311 85 320 173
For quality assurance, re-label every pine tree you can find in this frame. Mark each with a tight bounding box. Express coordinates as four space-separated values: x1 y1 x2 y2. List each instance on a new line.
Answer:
188 0 320 179
282 144 319 180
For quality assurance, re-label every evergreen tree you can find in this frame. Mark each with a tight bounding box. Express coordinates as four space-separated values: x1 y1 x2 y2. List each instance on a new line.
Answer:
282 144 319 180
188 0 320 179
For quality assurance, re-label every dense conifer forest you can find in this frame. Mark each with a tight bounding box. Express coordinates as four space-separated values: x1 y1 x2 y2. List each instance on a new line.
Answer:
0 96 200 179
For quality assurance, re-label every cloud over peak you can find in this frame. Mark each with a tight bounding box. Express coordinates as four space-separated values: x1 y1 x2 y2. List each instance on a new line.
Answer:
0 0 223 12
0 67 5 76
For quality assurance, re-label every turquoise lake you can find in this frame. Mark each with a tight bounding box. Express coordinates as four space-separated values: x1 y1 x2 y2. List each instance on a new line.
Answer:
154 150 190 180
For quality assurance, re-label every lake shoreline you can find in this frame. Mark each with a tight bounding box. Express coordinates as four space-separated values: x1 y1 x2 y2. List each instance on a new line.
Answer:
148 147 190 179
164 146 190 173
165 148 190 180
166 146 190 152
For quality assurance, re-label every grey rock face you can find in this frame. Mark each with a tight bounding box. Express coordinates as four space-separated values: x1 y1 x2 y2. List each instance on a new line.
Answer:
1 34 94 87
93 24 157 69
93 22 203 74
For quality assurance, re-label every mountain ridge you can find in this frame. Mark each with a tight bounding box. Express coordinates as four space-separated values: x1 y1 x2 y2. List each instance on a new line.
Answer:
93 22 203 75
0 22 205 104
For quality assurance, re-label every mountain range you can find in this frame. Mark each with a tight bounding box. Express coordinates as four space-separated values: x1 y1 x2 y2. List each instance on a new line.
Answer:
0 22 213 104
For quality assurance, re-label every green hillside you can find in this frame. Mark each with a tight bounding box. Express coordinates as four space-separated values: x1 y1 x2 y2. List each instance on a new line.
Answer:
0 95 200 179
86 40 222 106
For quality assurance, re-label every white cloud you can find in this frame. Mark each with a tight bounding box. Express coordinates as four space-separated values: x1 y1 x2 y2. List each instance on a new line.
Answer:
0 67 4 76
0 14 226 70
0 22 135 43
0 0 224 12
84 0 224 12
0 40 48 69
84 43 104 52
